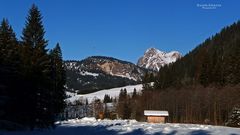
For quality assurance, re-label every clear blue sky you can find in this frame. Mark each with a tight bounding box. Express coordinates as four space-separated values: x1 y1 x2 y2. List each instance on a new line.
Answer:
0 0 240 63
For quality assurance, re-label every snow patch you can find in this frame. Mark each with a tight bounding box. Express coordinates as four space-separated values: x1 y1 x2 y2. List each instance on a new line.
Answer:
110 72 137 81
81 71 99 77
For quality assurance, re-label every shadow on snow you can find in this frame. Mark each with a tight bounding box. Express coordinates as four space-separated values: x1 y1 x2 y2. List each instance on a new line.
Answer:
0 125 215 135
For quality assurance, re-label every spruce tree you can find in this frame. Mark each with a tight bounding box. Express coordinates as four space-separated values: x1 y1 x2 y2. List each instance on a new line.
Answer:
0 19 18 63
103 94 111 103
49 43 66 118
132 88 137 99
199 55 210 87
21 4 52 128
142 72 150 90
122 101 131 119
0 19 20 123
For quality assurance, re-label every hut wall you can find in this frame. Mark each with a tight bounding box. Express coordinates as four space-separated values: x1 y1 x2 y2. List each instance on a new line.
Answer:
147 116 166 123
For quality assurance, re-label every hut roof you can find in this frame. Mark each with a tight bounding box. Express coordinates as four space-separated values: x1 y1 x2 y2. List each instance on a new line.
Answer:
144 110 169 116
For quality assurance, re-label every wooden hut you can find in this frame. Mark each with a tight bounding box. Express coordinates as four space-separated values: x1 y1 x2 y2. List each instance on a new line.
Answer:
144 110 169 123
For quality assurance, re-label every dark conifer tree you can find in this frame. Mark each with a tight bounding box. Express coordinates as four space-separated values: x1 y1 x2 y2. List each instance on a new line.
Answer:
85 98 89 105
142 72 151 90
21 4 52 128
199 55 210 87
49 43 66 123
122 101 131 119
132 88 137 99
103 94 112 103
118 89 125 101
0 19 20 122
117 89 132 119
0 19 18 63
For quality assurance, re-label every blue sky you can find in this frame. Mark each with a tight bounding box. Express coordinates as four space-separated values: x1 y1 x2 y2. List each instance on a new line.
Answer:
0 0 240 63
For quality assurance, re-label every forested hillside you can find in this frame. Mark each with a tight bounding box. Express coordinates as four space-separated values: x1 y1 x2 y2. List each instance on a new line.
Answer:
154 21 240 89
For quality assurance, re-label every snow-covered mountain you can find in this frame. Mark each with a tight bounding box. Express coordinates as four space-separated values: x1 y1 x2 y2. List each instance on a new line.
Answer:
137 48 181 71
64 56 151 93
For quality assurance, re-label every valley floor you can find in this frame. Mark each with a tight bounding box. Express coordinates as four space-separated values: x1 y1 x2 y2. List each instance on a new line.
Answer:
1 117 240 135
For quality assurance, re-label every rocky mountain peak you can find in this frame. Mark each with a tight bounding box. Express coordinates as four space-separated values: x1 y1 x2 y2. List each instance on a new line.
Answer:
145 48 164 55
137 48 181 71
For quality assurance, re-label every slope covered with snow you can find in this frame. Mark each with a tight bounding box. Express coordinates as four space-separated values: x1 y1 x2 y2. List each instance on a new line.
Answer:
2 118 240 135
66 84 143 103
137 48 181 71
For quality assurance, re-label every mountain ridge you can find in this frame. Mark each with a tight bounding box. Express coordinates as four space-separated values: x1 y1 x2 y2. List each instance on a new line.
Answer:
64 56 152 93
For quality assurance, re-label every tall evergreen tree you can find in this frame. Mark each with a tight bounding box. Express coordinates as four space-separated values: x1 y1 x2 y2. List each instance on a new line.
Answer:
21 4 52 128
0 19 18 63
199 54 210 87
0 19 20 122
132 88 137 99
49 43 66 118
117 89 132 119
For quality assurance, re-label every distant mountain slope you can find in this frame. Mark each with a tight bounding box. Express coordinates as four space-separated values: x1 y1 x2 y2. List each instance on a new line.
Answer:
65 56 150 93
137 48 181 71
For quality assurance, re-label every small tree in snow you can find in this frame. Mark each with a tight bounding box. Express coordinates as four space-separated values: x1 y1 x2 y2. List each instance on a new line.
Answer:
226 106 240 127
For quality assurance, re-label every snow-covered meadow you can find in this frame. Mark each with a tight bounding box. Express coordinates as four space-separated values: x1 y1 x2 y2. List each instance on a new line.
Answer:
1 117 240 135
66 84 143 103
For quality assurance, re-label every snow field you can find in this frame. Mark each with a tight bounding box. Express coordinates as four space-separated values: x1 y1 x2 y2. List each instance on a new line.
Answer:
1 117 240 135
66 84 143 103
56 118 240 135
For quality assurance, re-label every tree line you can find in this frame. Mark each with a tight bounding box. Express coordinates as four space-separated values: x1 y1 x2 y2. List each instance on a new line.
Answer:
0 4 65 129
